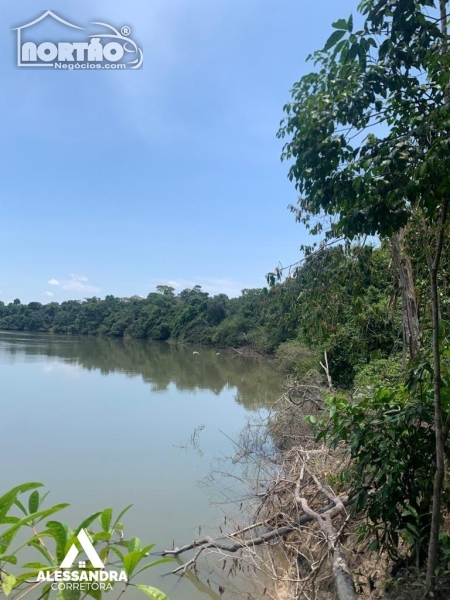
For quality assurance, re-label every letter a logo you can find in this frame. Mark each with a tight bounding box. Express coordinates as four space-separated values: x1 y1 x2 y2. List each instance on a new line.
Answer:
60 529 104 569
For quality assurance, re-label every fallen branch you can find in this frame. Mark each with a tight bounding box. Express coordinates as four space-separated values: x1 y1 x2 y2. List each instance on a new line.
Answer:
157 494 353 574
295 471 356 600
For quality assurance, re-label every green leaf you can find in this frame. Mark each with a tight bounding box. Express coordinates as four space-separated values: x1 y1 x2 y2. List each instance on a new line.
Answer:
332 18 348 30
75 512 102 535
136 585 169 600
27 541 55 566
0 555 17 565
13 499 27 516
100 508 113 532
0 483 43 521
324 30 346 52
0 505 69 553
134 558 173 576
128 537 142 553
1 573 16 596
123 550 143 577
347 14 353 33
0 517 19 525
113 505 133 528
110 547 124 563
46 521 69 564
41 584 52 600
86 585 102 600
29 491 40 515
92 532 111 542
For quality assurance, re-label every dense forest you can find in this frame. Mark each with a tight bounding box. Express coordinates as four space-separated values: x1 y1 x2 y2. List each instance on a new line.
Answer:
0 243 405 386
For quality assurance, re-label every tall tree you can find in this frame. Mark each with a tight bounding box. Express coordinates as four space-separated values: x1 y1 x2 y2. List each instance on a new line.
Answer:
278 0 450 589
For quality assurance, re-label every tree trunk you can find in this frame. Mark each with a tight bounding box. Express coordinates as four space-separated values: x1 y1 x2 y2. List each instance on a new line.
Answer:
425 200 449 591
426 1 449 589
391 229 421 365
426 266 445 590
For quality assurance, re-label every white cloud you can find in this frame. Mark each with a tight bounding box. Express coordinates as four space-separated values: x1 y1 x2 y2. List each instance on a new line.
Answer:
46 274 100 295
69 274 88 282
44 291 54 297
61 274 100 294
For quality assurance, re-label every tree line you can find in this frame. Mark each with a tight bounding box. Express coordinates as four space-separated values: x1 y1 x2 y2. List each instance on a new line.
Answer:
0 244 403 386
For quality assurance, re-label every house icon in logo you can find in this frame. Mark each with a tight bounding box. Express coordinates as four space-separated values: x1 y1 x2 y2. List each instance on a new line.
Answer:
12 11 85 67
60 529 104 569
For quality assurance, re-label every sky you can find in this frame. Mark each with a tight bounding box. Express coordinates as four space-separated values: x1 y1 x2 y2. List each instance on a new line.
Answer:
0 0 357 303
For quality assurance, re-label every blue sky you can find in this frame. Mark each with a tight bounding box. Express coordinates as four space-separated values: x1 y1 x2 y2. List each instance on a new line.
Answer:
0 0 356 303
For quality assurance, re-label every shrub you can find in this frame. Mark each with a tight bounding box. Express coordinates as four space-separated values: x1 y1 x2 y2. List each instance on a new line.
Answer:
313 362 450 562
275 341 318 378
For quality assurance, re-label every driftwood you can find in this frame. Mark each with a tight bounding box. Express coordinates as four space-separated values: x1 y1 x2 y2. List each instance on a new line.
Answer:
157 493 353 575
295 470 356 600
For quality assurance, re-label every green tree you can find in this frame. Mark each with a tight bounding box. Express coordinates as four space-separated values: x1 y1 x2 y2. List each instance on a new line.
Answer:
278 0 450 588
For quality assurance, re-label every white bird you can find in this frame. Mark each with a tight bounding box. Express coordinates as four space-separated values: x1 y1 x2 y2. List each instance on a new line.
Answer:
216 352 220 355
193 351 199 355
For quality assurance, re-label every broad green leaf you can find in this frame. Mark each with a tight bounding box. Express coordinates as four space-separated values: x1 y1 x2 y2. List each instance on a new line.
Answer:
75 512 102 535
100 508 113 532
0 483 43 521
46 521 69 564
1 573 16 596
27 541 55 566
134 558 173 576
29 491 40 515
332 18 348 30
113 505 133 528
110 546 125 563
41 583 52 600
128 537 142 553
99 545 110 563
347 14 353 32
0 555 17 565
324 30 346 52
123 550 143 577
0 517 20 525
92 532 111 542
13 499 27 516
0 505 69 553
86 585 102 600
136 585 169 600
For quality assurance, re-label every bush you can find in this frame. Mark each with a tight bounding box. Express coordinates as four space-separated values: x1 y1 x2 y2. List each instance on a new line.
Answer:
314 364 450 562
275 341 318 378
353 356 404 390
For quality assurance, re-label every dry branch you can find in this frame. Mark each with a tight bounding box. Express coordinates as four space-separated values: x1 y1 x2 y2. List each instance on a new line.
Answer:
158 493 353 575
295 469 356 600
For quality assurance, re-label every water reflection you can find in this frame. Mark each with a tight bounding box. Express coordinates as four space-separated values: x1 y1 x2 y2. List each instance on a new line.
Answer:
0 331 280 410
0 330 281 600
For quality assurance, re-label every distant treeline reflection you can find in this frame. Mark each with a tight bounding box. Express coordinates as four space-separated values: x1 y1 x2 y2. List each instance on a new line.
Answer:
0 331 281 410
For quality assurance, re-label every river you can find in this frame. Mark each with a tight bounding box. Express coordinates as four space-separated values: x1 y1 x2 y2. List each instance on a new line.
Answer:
0 330 282 600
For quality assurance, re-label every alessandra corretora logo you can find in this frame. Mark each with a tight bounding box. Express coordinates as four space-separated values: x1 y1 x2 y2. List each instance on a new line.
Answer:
12 11 143 70
36 529 127 591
